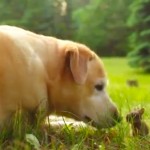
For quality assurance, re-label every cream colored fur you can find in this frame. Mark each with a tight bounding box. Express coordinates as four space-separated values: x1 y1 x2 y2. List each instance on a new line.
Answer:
0 25 119 128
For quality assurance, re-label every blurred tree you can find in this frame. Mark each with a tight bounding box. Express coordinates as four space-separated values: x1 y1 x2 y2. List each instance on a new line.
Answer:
0 0 132 56
0 0 75 38
73 0 131 56
127 0 150 72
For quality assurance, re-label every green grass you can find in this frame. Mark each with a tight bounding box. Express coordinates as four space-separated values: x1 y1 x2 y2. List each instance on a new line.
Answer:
103 57 150 110
0 57 150 150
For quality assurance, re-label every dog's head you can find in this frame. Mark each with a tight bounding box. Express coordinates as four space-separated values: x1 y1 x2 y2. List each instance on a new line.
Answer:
49 41 121 128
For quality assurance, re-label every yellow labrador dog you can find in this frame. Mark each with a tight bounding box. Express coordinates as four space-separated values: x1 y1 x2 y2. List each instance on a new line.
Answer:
0 25 120 128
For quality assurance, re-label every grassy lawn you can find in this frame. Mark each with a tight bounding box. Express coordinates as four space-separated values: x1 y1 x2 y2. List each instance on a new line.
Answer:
0 57 150 150
103 57 150 110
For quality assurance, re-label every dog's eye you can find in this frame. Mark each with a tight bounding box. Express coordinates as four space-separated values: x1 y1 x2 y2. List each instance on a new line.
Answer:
95 84 104 91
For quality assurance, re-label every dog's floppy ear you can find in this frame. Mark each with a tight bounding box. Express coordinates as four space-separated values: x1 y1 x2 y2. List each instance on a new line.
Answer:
65 45 94 84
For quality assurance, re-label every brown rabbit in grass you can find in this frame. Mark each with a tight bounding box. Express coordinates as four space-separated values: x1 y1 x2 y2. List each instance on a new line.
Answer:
126 108 149 136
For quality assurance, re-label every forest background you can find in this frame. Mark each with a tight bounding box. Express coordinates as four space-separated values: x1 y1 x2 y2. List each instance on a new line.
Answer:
0 0 150 71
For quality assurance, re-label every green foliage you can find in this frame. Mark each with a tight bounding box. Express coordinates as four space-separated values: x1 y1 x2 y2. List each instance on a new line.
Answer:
0 0 74 38
25 134 40 150
0 0 131 56
73 0 131 56
127 0 150 72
